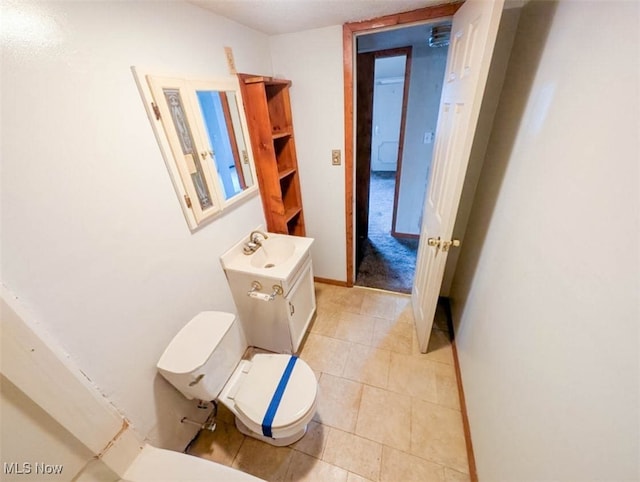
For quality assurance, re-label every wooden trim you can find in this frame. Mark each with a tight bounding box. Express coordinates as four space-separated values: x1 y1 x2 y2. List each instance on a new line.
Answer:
386 47 413 237
219 92 246 190
391 231 420 240
345 3 463 33
343 2 464 286
354 51 375 274
314 276 349 287
443 298 478 482
343 24 355 287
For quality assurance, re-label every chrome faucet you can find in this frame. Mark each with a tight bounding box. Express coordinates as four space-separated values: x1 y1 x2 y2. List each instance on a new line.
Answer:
243 231 269 255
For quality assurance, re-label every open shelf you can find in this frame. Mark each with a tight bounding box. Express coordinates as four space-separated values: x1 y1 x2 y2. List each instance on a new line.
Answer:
278 167 297 180
272 129 292 140
284 206 302 223
238 73 306 236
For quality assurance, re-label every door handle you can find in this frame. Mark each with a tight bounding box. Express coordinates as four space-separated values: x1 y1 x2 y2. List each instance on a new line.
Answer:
427 237 441 248
441 239 461 252
427 237 460 251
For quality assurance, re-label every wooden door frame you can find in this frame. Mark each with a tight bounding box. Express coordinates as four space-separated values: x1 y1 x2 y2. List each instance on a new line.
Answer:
384 48 413 240
219 92 247 190
343 2 463 286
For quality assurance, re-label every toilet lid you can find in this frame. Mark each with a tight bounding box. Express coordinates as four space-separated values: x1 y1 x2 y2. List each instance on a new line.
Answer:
234 354 317 429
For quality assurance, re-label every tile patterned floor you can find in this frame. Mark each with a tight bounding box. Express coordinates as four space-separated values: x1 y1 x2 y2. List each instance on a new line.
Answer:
186 283 470 482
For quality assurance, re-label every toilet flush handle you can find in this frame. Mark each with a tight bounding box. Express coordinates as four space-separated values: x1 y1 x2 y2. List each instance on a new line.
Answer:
189 374 205 386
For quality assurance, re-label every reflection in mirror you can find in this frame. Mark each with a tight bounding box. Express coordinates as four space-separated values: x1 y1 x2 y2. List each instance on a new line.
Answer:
196 90 254 200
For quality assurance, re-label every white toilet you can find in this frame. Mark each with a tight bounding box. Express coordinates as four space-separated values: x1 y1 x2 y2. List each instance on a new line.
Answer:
157 311 318 446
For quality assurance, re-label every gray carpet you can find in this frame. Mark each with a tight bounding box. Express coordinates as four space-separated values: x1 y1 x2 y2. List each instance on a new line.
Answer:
355 171 419 294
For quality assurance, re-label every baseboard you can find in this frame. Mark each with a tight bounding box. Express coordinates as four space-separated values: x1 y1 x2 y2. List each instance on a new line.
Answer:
391 230 420 240
313 277 349 287
443 299 478 482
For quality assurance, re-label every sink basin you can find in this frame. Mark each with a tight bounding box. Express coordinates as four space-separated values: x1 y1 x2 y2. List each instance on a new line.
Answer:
249 236 296 269
220 232 314 285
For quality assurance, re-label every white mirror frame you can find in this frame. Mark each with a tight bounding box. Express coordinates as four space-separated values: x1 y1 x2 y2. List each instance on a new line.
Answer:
132 66 259 231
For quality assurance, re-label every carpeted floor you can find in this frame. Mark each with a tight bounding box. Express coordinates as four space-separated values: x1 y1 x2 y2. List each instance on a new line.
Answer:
355 171 419 294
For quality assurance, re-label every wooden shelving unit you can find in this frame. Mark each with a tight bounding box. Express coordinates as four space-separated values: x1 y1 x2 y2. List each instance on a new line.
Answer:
238 74 306 236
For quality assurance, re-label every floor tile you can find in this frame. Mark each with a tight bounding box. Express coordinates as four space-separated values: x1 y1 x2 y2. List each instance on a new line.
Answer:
355 385 411 452
323 427 383 481
313 373 363 433
414 328 455 365
410 398 468 474
216 401 237 425
314 282 340 303
347 472 375 482
299 333 350 377
291 420 327 459
372 317 413 354
435 364 461 410
186 419 244 465
387 352 439 403
380 446 445 482
329 286 365 313
334 312 376 345
395 302 415 325
310 299 341 337
342 344 391 389
232 437 293 482
360 291 406 320
444 467 471 482
285 450 349 482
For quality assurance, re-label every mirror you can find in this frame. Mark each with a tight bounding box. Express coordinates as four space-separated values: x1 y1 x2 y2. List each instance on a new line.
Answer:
140 71 259 229
195 90 254 200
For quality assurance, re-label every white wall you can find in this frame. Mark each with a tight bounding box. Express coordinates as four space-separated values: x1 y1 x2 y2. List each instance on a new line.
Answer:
450 1 639 480
269 26 347 282
1 0 271 450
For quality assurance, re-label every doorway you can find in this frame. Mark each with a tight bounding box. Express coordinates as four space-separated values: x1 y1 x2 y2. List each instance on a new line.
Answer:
355 48 415 293
343 3 461 288
353 23 451 293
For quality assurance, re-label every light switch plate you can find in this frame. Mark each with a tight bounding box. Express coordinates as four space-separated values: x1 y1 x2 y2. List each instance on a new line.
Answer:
331 149 341 165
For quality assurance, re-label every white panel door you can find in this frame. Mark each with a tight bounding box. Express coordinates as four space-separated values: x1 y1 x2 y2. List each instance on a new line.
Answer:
413 0 504 352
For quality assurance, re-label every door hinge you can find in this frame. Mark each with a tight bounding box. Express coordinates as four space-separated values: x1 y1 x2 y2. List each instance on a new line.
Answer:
151 102 161 120
184 194 192 208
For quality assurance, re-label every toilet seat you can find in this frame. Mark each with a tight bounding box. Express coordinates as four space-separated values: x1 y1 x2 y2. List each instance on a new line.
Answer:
227 354 317 439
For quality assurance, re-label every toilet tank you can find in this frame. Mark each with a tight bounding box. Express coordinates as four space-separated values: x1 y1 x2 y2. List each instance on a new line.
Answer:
157 312 246 401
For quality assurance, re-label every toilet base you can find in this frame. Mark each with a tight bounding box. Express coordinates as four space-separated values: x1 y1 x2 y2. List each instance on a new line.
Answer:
234 417 307 447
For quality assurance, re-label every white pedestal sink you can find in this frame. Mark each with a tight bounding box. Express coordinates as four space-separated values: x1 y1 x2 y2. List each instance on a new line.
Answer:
220 232 316 353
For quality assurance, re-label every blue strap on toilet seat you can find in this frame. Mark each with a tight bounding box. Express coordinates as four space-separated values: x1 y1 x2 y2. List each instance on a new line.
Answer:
261 355 298 438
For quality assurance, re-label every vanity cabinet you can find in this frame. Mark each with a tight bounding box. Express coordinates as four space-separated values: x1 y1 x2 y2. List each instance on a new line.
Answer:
238 74 306 236
224 255 316 354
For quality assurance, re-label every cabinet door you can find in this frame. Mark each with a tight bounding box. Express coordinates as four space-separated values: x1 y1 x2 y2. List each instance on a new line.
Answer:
287 261 316 352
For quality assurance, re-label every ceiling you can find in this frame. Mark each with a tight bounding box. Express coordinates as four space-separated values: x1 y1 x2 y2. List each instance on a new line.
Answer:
188 0 456 35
